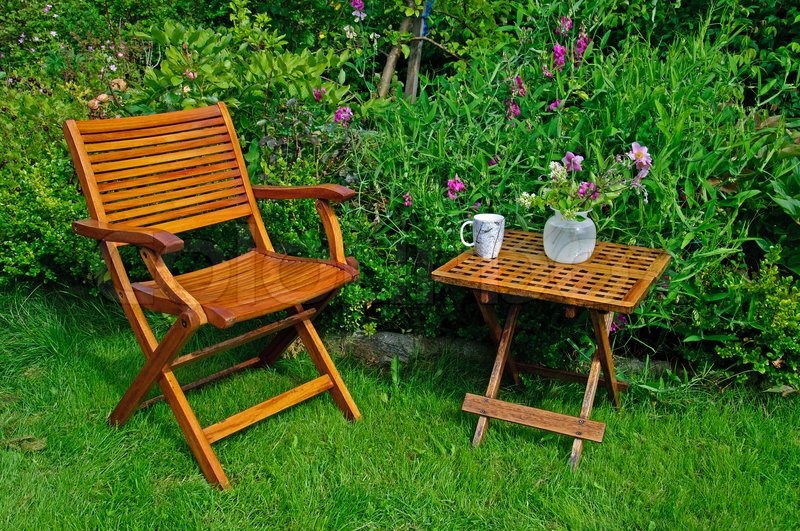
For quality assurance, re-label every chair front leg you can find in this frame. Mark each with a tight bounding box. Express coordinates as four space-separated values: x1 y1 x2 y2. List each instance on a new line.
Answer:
109 309 203 426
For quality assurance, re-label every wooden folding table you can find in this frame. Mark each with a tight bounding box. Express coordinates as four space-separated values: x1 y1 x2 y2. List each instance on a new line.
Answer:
432 230 670 468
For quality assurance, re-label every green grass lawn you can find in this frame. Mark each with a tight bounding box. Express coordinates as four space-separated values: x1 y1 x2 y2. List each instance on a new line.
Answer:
1 286 798 529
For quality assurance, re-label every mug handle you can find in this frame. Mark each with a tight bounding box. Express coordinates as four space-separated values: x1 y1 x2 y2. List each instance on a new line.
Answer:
460 220 474 247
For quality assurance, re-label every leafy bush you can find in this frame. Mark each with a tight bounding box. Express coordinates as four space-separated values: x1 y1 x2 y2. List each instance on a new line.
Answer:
684 247 800 387
0 0 798 387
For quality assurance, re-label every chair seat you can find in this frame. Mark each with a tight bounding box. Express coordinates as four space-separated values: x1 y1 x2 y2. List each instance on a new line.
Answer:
133 250 358 328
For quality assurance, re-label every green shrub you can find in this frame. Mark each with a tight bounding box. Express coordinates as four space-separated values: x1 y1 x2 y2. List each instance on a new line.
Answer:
1 0 799 388
684 247 800 387
0 154 100 286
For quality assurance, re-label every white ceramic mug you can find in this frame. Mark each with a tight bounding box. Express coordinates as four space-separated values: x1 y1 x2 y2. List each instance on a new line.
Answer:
460 213 505 259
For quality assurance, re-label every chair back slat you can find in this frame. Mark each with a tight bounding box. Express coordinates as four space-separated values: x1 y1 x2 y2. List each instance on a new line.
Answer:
65 103 263 238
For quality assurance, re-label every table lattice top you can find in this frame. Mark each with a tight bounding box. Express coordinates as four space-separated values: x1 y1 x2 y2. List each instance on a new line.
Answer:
432 230 671 313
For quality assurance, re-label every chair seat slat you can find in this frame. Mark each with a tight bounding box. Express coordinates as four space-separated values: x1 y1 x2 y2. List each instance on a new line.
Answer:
133 251 356 328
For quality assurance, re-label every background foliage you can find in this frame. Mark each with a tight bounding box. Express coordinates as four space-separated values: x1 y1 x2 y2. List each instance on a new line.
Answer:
1 0 798 387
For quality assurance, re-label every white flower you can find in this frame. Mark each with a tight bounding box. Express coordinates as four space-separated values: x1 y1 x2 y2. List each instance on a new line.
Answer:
549 161 567 182
517 192 537 209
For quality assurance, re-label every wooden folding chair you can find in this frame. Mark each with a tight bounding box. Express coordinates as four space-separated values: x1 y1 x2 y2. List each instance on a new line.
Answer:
64 102 361 489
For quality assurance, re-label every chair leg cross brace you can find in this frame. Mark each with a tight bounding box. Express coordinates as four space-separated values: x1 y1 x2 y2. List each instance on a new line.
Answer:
109 311 359 489
464 296 622 470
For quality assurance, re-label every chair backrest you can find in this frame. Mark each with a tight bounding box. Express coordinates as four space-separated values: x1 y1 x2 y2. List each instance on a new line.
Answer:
64 102 269 248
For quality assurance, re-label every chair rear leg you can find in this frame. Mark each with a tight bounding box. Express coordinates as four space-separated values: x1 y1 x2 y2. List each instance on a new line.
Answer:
295 318 361 421
257 293 339 367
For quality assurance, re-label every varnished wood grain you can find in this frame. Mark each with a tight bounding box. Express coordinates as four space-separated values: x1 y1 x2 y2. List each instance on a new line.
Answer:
462 394 605 442
65 102 362 489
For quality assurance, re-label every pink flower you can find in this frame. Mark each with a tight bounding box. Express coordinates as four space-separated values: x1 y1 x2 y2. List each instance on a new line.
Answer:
447 174 465 200
351 0 366 21
553 44 567 71
542 64 554 79
514 75 526 97
183 69 197 80
548 99 562 111
575 28 591 63
403 192 413 207
627 142 652 173
334 106 354 126
577 181 598 200
506 99 521 120
562 152 584 172
610 314 628 333
555 16 573 36
313 87 326 101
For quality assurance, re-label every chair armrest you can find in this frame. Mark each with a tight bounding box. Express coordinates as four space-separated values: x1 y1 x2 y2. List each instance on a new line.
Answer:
73 219 184 254
251 184 356 203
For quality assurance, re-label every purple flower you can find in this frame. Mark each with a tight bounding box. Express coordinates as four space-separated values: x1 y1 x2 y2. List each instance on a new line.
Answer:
447 174 465 200
43 4 52 14
575 29 591 64
553 44 567 71
506 99 521 120
610 314 628 333
313 87 326 101
18 33 25 44
488 155 500 167
351 0 366 21
562 152 584 172
577 181 598 200
542 64 554 79
555 16 573 36
548 99 562 111
514 75 526 97
403 192 413 207
334 106 354 126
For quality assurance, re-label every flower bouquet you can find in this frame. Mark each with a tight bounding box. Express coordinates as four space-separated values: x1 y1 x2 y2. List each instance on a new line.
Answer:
518 142 654 220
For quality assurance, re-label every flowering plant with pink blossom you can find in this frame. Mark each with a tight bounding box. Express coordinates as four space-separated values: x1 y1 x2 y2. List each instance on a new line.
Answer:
518 142 653 220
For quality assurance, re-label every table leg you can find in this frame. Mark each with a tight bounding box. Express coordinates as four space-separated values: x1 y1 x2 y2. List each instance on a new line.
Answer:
568 353 601 470
472 290 521 386
471 303 522 447
569 311 618 470
590 311 621 408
